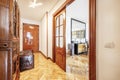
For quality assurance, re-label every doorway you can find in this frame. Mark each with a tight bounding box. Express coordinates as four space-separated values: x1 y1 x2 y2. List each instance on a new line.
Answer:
23 23 39 52
53 0 96 80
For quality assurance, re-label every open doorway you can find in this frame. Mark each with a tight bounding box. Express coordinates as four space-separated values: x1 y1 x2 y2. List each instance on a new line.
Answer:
53 0 96 80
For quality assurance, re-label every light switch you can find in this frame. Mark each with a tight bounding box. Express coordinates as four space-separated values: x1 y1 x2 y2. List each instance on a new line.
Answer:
104 42 115 48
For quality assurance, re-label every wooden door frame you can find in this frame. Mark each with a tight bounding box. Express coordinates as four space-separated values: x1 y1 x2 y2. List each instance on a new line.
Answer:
52 0 96 80
23 23 39 51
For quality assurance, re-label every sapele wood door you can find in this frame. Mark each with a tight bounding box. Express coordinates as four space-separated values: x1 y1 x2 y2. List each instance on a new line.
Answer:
23 23 39 52
54 9 66 71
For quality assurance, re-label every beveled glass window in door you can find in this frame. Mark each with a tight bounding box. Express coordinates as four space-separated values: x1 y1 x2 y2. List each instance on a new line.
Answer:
56 14 64 48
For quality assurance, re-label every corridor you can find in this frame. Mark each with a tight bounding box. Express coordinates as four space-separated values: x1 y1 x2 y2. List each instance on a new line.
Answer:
20 53 87 80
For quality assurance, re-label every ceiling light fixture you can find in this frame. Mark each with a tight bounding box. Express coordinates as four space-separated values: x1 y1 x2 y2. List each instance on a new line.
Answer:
29 0 43 8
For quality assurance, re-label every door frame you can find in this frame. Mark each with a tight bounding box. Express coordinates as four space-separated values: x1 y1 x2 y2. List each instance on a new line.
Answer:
23 23 39 51
52 0 96 80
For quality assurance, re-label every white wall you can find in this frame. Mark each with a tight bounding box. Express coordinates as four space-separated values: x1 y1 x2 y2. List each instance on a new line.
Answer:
96 0 120 80
66 0 89 50
40 14 47 56
40 0 66 58
47 0 66 58
20 18 41 51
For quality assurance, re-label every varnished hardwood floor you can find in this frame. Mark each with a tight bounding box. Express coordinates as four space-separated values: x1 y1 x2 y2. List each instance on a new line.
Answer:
20 53 87 80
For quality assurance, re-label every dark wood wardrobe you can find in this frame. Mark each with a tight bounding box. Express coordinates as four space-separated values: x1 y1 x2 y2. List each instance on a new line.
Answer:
0 0 20 80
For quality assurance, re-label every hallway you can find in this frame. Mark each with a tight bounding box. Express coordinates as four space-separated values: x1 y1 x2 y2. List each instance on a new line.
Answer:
20 53 87 80
0 0 120 80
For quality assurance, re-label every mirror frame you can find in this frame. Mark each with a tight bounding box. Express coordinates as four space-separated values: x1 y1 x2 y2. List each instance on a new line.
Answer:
52 0 96 80
71 18 86 43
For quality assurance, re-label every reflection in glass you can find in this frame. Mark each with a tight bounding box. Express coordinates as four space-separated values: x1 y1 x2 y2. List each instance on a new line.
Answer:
60 25 63 36
56 37 59 47
60 14 63 25
26 32 31 38
26 32 33 45
60 37 63 48
56 27 59 36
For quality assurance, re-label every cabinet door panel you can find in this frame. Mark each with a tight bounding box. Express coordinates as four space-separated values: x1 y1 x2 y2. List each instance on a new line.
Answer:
0 6 9 40
0 50 12 80
0 51 8 80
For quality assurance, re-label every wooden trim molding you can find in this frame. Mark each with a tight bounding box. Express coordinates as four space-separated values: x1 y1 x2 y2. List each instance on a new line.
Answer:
23 23 39 26
53 0 74 17
52 17 55 62
47 57 53 62
39 51 48 59
89 0 96 80
39 51 53 62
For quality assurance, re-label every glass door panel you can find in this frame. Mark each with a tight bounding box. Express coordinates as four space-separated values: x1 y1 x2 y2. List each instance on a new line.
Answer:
56 27 59 36
55 14 64 48
56 17 59 26
60 14 63 25
60 37 63 48
60 25 63 36
56 37 59 47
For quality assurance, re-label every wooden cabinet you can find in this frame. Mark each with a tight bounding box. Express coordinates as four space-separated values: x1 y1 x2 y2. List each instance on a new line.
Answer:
0 0 9 40
71 43 88 55
0 0 20 80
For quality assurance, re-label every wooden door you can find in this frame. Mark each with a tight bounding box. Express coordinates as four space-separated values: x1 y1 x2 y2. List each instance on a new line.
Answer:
23 23 39 52
54 9 66 71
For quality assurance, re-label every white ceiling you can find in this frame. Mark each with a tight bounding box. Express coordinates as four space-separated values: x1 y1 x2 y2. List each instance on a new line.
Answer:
17 0 59 21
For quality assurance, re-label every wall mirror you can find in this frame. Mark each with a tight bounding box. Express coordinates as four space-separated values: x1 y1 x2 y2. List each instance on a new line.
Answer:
71 18 86 43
